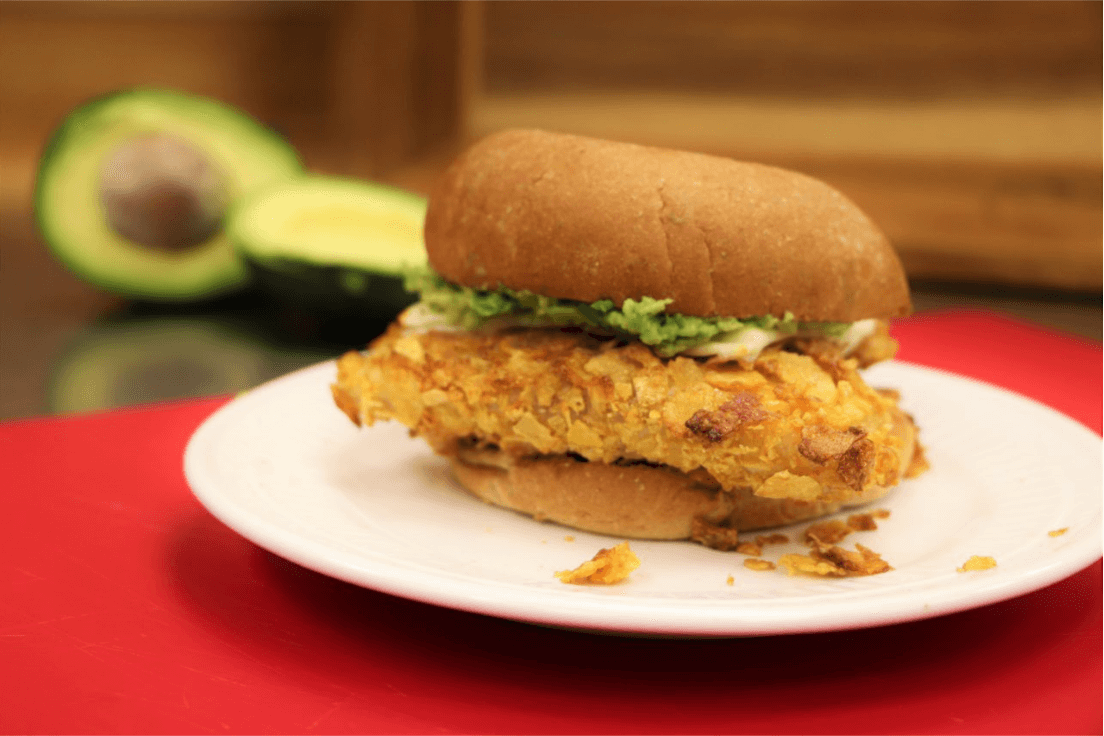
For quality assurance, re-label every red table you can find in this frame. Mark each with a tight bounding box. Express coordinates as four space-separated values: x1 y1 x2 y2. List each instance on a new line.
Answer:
2 310 1101 735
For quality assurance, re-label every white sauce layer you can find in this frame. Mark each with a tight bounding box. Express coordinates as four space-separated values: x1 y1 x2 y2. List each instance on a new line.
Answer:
683 318 878 362
398 303 878 362
398 302 463 332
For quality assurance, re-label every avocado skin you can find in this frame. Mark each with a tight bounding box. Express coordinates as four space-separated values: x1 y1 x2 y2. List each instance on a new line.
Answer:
244 259 418 319
34 88 304 302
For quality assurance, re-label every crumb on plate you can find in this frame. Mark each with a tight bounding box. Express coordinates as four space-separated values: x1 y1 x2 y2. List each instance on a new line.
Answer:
846 513 879 531
779 542 892 577
804 519 853 545
689 517 741 551
743 558 776 572
1048 528 1068 537
957 555 997 572
555 541 640 585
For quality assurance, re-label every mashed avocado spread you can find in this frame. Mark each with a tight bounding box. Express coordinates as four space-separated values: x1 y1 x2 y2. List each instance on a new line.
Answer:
405 268 851 357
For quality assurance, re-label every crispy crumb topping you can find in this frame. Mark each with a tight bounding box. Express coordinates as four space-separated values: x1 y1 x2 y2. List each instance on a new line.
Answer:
336 325 922 507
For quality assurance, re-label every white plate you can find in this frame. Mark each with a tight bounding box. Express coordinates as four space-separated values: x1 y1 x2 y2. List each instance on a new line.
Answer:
184 360 1102 637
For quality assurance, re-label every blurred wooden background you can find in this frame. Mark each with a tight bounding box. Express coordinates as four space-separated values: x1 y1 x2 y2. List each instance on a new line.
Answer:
2 0 1100 290
0 1 1100 420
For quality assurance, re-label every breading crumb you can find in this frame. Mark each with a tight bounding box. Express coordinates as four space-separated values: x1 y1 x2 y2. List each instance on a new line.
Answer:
755 533 789 545
743 558 776 572
689 517 741 551
779 542 892 577
778 553 845 577
726 575 735 585
555 542 640 584
1048 528 1068 537
564 535 575 542
846 513 879 531
804 519 853 545
736 542 763 556
957 555 996 572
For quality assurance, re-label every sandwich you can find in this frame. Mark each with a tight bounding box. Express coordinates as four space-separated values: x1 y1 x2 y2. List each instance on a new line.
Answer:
331 129 927 549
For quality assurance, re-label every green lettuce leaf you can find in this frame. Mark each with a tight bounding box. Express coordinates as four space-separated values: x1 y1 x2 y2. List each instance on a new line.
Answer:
404 267 850 356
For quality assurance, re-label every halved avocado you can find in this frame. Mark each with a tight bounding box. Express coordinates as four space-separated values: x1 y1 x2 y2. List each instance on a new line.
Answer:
35 88 304 301
228 175 427 316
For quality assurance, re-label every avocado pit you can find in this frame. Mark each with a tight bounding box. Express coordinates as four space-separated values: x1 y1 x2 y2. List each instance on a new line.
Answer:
99 133 229 251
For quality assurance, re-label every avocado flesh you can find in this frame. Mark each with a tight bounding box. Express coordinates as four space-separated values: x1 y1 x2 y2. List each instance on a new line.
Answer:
229 175 427 314
35 88 303 301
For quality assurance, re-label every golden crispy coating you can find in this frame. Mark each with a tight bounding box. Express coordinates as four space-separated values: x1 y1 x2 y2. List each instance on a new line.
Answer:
334 324 919 505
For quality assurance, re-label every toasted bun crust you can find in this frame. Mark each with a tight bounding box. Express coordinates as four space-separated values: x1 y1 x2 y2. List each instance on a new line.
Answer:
425 129 911 322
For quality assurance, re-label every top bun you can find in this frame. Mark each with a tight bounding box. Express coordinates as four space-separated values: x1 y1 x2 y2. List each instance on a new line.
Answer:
424 129 911 322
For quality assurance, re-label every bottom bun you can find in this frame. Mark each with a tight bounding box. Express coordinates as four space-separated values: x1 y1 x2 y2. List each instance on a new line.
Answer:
448 449 893 543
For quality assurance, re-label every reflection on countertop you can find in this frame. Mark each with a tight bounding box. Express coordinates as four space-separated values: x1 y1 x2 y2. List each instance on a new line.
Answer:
36 296 397 418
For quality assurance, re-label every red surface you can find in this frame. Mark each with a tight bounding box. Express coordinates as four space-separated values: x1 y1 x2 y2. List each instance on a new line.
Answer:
1 309 1100 735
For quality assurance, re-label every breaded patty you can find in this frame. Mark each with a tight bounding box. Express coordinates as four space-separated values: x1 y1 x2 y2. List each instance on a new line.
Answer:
333 319 922 505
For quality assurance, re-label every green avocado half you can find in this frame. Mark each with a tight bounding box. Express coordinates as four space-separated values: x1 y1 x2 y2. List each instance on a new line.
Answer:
35 88 304 301
227 175 428 316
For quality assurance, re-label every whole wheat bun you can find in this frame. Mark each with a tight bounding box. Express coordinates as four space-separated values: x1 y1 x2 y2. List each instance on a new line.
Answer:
425 129 911 323
446 410 918 539
449 451 892 540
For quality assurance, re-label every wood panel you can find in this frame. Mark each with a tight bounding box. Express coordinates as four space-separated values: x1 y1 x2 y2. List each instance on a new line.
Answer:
470 92 1101 291
483 0 1102 99
475 1 1102 291
0 1 474 190
321 1 478 178
0 3 331 144
1 0 1099 290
